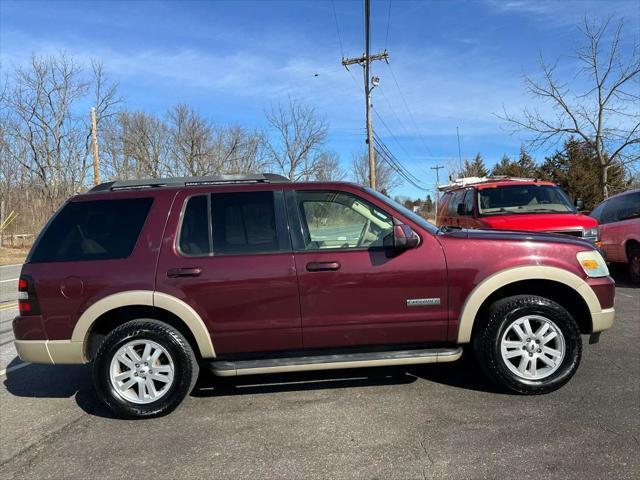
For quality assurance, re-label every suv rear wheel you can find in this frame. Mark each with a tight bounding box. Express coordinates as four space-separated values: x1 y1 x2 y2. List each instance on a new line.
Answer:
473 295 581 394
93 319 199 418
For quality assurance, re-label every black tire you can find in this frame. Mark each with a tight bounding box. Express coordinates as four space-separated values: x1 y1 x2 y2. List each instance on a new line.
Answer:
628 244 640 284
473 295 582 395
93 319 199 419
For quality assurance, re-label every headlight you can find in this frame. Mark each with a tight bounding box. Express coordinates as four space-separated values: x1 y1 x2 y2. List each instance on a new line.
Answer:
583 227 599 240
576 250 609 278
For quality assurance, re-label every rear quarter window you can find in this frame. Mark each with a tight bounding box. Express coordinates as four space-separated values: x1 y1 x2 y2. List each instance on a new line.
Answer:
613 192 640 222
447 190 465 215
29 198 153 263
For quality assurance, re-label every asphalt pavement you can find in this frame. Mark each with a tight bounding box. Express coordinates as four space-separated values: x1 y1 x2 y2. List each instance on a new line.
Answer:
0 264 21 375
0 266 638 480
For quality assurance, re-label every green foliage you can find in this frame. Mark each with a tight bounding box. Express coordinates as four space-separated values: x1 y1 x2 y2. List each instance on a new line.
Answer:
492 146 538 178
423 195 434 214
460 153 489 177
538 139 628 210
401 195 434 218
492 155 516 176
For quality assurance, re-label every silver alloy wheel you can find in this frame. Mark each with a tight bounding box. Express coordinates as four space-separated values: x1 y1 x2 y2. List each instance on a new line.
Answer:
500 315 566 380
109 339 175 404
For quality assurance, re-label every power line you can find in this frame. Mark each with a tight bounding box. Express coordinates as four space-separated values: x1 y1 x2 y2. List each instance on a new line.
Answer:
330 3 366 100
373 133 430 191
374 144 431 192
372 105 414 161
330 0 345 57
373 142 414 186
384 0 392 50
386 62 434 157
374 133 423 185
377 84 422 156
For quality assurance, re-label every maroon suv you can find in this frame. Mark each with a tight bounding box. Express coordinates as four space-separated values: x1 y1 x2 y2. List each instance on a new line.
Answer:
13 174 616 418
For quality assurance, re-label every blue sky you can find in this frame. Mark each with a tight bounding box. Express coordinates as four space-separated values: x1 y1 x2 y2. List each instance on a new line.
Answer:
1 0 637 198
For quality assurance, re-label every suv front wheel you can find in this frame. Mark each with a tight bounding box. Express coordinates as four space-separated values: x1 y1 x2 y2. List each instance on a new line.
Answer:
474 295 582 394
93 319 199 418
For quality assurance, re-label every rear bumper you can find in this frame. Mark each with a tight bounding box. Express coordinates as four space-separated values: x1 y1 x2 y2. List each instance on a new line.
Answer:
14 340 85 364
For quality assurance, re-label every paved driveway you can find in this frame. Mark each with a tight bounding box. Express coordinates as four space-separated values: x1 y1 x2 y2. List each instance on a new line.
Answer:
0 271 638 479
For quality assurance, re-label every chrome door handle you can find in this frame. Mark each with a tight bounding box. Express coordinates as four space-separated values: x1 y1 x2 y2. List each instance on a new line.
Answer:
306 261 341 272
167 267 202 278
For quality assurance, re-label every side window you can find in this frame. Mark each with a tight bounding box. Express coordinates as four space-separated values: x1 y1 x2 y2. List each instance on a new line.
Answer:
590 202 605 222
463 189 474 216
211 191 285 255
438 193 450 216
448 190 464 216
29 198 153 263
599 198 619 224
179 195 210 256
616 192 640 222
295 191 393 250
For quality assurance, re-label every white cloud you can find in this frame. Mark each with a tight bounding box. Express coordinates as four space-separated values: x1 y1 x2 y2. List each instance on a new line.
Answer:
485 0 639 27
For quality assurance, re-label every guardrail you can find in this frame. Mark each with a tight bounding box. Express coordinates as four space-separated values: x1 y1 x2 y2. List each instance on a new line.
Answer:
0 234 35 248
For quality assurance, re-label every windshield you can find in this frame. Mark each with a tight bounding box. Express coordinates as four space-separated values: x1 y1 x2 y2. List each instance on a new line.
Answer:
365 188 439 234
477 184 576 216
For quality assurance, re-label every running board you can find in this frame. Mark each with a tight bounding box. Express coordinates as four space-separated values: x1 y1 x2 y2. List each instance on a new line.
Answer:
209 347 463 377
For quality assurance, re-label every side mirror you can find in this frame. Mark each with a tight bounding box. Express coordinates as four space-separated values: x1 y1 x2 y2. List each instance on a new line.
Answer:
394 224 420 251
576 198 585 211
456 203 466 216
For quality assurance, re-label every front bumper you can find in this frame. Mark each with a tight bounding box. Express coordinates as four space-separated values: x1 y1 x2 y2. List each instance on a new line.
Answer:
578 276 616 334
591 307 616 333
14 340 85 364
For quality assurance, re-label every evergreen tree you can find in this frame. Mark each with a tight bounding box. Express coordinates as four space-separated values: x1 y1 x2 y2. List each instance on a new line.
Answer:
538 139 628 210
460 153 489 177
517 145 537 177
492 154 518 176
492 146 538 178
423 195 434 214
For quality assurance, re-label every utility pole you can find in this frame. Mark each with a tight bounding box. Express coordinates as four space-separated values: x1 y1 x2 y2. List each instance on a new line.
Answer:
431 165 444 217
91 107 100 185
342 0 388 190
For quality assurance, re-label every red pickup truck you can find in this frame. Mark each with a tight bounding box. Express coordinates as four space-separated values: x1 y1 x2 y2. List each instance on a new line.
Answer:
437 177 599 244
13 174 615 418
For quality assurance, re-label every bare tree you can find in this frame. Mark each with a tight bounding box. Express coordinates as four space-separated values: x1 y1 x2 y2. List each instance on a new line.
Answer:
314 150 345 181
0 54 121 233
351 151 401 192
501 17 639 197
86 60 121 158
121 111 170 178
4 54 90 202
263 97 328 180
166 104 214 176
212 125 269 174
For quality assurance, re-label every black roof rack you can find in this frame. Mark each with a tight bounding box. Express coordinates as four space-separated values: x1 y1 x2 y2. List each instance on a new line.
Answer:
89 173 290 193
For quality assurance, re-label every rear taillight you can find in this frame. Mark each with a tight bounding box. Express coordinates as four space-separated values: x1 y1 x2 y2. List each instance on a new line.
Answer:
18 275 40 315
